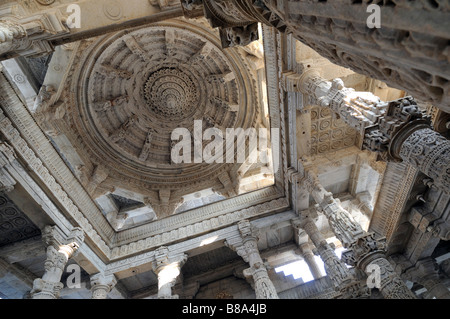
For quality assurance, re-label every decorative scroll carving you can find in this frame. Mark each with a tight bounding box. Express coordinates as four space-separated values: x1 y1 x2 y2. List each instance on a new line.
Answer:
260 0 450 112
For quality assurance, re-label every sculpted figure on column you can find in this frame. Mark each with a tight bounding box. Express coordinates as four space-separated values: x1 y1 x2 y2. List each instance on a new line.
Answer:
30 225 84 299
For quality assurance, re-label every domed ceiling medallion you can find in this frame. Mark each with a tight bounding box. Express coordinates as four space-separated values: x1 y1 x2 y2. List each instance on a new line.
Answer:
63 19 261 218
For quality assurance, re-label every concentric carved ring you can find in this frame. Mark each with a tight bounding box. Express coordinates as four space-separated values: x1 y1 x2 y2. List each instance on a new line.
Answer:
144 68 199 120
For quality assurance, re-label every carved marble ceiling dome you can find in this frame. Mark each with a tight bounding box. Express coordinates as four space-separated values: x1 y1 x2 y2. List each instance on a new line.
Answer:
63 19 261 197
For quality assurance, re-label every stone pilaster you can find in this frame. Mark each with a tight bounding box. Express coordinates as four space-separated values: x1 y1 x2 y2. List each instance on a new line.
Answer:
90 273 117 299
30 225 84 299
404 258 450 299
226 220 279 299
152 246 187 299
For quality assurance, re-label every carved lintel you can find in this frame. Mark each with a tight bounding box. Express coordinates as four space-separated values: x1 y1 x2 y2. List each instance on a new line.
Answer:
403 258 450 299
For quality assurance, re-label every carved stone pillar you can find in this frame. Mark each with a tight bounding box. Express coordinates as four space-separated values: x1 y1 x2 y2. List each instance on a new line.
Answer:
226 220 279 299
404 258 450 299
30 225 84 299
299 168 416 299
298 242 323 280
289 70 449 194
90 273 117 299
152 246 187 299
294 217 364 298
397 128 450 193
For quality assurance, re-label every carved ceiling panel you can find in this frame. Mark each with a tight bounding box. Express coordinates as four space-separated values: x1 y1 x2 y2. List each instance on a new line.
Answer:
309 105 357 155
40 18 266 220
0 193 41 247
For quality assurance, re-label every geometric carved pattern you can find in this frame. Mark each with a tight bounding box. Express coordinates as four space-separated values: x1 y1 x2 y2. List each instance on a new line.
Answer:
0 193 41 247
310 106 357 155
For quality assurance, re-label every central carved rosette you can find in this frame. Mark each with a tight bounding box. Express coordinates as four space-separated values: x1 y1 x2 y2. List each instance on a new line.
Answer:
144 68 200 120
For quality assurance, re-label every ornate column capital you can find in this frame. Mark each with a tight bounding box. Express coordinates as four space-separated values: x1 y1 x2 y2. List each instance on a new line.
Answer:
42 225 85 251
237 219 259 242
90 273 117 299
341 233 386 269
30 278 64 299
